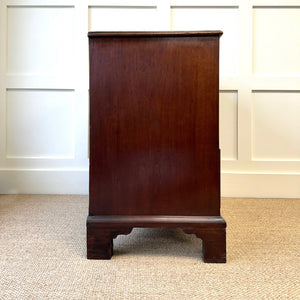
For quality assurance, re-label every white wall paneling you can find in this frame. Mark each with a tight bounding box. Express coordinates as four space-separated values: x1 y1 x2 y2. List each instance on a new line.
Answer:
89 6 159 31
6 89 75 158
253 6 300 76
219 91 238 161
0 0 89 193
252 91 300 161
7 6 75 76
0 0 299 197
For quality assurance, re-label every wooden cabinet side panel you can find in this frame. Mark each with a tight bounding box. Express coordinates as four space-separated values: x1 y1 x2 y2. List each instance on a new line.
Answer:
89 36 220 216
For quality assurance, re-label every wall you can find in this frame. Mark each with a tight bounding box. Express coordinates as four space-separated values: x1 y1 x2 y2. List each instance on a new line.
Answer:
0 0 299 197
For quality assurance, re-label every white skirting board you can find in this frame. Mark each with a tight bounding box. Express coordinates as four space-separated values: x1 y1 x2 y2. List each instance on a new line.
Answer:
221 172 300 199
0 170 89 195
0 170 299 198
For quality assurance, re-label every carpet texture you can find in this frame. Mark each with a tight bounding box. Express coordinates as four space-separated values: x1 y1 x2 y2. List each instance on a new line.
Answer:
0 195 299 299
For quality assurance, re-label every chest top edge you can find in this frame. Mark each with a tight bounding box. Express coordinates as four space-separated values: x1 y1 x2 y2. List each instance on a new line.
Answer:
88 31 223 38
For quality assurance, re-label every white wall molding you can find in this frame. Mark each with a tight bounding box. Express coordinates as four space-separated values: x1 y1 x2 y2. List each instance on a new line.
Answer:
0 170 88 194
222 172 300 198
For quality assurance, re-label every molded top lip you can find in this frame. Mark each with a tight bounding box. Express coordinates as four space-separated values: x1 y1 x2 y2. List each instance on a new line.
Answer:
88 31 223 38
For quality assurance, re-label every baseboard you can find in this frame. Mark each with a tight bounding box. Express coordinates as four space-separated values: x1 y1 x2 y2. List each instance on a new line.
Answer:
221 172 300 198
0 169 89 194
0 170 299 198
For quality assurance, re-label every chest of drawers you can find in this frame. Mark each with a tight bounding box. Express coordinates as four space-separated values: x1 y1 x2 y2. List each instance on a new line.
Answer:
87 31 226 263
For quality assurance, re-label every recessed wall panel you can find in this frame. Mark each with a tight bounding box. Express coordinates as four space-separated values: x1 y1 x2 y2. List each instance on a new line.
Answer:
253 7 300 76
89 6 158 31
171 7 239 77
252 91 300 160
7 6 74 75
6 90 74 158
220 91 238 160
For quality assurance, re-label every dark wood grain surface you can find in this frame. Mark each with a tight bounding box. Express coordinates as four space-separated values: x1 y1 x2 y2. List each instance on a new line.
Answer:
89 35 220 216
88 31 226 262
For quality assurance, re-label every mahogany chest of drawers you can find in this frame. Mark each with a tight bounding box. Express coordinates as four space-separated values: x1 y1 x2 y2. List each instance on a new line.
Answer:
87 31 226 263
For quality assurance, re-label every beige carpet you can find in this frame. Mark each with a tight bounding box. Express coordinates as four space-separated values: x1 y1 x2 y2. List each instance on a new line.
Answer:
0 195 299 300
